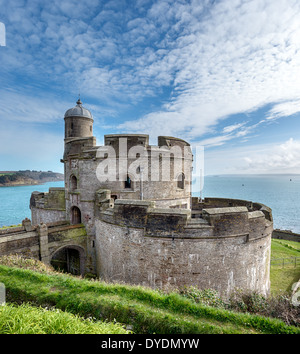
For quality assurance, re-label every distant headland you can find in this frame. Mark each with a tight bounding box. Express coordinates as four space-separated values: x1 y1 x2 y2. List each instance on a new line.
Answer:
0 170 64 187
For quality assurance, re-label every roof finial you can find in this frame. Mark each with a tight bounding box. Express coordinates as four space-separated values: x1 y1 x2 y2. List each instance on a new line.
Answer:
76 93 82 106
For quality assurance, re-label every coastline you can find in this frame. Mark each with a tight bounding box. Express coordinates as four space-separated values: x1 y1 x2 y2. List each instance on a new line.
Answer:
0 179 63 187
0 170 64 188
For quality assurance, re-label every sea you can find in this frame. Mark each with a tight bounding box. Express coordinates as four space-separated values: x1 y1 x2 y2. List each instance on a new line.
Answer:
0 175 299 233
0 181 64 228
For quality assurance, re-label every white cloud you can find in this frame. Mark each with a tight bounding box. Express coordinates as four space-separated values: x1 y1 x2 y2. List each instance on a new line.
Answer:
266 100 300 120
195 134 233 147
223 123 247 134
0 90 69 123
1 0 300 157
203 138 300 175
244 138 300 173
114 0 300 140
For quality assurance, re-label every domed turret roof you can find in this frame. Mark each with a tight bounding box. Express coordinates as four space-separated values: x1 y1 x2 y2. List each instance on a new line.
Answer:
64 98 93 119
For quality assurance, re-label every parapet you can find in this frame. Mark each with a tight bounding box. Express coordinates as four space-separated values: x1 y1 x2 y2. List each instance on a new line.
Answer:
64 136 97 159
202 206 249 237
98 192 272 241
192 197 273 222
104 134 149 151
103 134 192 156
100 198 191 235
30 188 66 211
158 136 190 148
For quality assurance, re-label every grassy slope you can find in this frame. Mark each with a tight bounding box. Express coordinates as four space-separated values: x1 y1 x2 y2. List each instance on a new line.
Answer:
0 264 299 334
0 238 299 335
0 303 129 334
271 239 300 294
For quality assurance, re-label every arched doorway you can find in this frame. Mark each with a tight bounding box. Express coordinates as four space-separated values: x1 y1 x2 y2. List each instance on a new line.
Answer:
71 206 81 224
50 246 85 275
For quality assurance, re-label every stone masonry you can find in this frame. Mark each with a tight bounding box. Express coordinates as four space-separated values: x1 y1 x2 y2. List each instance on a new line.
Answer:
28 99 273 297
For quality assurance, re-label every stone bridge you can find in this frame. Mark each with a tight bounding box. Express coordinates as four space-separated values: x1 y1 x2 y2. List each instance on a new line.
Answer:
0 218 88 276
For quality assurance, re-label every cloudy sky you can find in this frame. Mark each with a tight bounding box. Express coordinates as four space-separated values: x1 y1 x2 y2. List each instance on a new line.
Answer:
0 0 300 175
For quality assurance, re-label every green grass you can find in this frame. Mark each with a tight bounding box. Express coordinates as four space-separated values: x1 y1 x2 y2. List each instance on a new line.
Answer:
0 264 299 334
0 238 299 335
0 224 22 230
0 303 129 334
270 239 300 294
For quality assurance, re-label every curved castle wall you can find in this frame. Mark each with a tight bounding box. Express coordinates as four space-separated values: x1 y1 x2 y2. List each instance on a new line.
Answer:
95 198 272 297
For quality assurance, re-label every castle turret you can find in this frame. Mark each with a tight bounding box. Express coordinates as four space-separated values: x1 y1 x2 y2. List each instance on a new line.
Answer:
64 98 93 139
63 98 96 160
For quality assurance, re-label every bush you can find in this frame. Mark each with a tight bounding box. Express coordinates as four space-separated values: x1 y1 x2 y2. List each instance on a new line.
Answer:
228 289 269 313
180 286 300 328
179 286 227 309
265 294 300 327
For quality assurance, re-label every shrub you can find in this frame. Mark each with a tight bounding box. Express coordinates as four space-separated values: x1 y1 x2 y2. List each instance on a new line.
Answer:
228 289 268 313
179 286 227 308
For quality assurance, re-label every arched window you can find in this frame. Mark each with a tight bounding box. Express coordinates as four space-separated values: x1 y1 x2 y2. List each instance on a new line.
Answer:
70 175 77 190
177 173 185 189
124 174 132 189
71 206 81 224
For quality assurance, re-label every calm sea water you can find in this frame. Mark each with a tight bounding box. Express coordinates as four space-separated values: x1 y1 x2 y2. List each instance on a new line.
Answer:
0 175 299 233
194 174 300 234
0 181 64 228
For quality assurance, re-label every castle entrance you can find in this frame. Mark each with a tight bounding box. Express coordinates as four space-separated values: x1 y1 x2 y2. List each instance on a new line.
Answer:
50 246 85 275
71 206 81 224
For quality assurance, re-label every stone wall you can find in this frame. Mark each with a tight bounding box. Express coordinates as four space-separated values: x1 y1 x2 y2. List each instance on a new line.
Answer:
0 219 40 258
30 188 66 226
0 219 89 273
95 199 272 297
31 207 66 226
63 134 193 215
272 229 300 242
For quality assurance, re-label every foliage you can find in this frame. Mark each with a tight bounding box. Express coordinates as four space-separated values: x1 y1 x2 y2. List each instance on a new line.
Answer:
179 286 226 308
0 303 130 334
179 286 300 328
0 224 22 230
0 255 56 274
0 170 61 184
0 260 299 334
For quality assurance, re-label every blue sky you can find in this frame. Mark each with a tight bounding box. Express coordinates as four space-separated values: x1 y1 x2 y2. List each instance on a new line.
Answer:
1 0 300 175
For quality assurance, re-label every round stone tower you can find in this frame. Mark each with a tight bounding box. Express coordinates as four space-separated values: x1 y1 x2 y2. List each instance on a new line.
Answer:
64 98 93 139
63 98 96 161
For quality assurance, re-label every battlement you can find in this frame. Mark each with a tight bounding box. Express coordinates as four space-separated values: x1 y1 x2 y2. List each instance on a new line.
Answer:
104 134 149 150
30 188 66 211
191 197 273 222
97 191 272 242
157 136 190 148
30 188 66 226
95 193 272 295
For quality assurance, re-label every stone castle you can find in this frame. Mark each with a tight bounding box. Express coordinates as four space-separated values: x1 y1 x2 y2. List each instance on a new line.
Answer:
29 98 273 297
